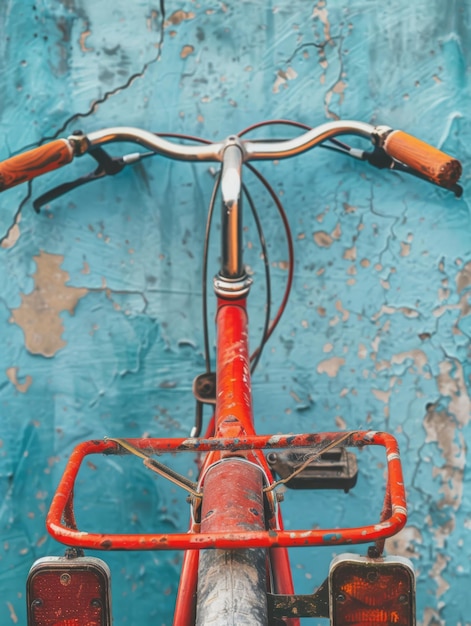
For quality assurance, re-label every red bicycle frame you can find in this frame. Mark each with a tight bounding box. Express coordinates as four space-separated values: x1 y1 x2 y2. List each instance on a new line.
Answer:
7 120 453 624
45 284 408 623
174 295 296 624
44 290 408 624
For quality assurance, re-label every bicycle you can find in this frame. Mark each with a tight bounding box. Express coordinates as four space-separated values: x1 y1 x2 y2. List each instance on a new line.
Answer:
0 119 462 625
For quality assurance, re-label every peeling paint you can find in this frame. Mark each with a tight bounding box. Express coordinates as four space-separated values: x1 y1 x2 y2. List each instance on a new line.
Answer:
10 252 88 357
0 214 21 249
316 356 345 377
164 10 195 28
437 360 471 427
391 350 429 375
273 66 298 93
6 367 32 393
180 44 194 59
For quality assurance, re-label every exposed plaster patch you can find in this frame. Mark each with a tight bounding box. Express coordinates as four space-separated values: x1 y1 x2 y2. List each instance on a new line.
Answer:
400 241 411 257
385 525 422 559
433 263 471 333
164 10 195 28
10 251 88 357
273 67 298 93
6 601 18 624
313 223 341 247
146 9 160 31
424 406 466 512
335 300 349 321
456 260 471 293
429 552 451 598
343 245 356 260
313 231 333 247
433 463 464 512
312 1 331 43
6 367 32 393
421 608 444 626
79 27 94 53
326 79 347 107
81 260 90 275
372 305 419 321
331 223 341 240
316 356 345 377
372 388 391 404
437 360 471 427
1 213 21 249
391 350 428 375
181 45 194 59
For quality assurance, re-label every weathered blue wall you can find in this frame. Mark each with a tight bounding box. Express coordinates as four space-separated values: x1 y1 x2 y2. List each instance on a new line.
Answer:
1 1 470 624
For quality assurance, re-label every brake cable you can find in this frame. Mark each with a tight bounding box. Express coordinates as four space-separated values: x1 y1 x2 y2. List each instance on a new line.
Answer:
32 146 156 212
246 162 294 359
241 181 271 373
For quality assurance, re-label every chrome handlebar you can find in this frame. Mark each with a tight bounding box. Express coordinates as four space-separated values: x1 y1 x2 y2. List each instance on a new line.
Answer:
83 120 380 163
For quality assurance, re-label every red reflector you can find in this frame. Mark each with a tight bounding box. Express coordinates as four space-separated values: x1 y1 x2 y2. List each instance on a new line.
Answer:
27 557 112 626
329 553 415 625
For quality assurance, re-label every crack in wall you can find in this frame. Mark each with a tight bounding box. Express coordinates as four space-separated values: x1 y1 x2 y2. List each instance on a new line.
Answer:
0 184 31 249
312 2 348 120
44 0 167 141
0 0 167 248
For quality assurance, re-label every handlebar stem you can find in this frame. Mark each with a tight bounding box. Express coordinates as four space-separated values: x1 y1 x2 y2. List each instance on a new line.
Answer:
220 138 245 279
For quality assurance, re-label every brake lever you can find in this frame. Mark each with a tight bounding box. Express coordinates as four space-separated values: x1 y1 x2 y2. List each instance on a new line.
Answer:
33 168 108 212
33 146 127 213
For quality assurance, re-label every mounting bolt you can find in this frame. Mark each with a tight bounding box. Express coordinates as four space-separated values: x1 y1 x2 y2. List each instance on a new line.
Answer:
367 545 381 559
367 570 378 582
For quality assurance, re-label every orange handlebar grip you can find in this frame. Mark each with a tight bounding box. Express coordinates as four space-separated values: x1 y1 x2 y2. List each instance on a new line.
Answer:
0 139 74 191
384 130 462 188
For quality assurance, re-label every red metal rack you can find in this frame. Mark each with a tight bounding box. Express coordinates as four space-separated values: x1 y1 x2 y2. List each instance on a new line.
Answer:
46 430 407 551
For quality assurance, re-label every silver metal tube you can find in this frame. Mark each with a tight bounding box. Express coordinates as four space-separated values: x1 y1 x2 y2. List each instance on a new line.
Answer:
243 120 376 160
86 127 224 161
84 121 376 163
220 143 244 278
